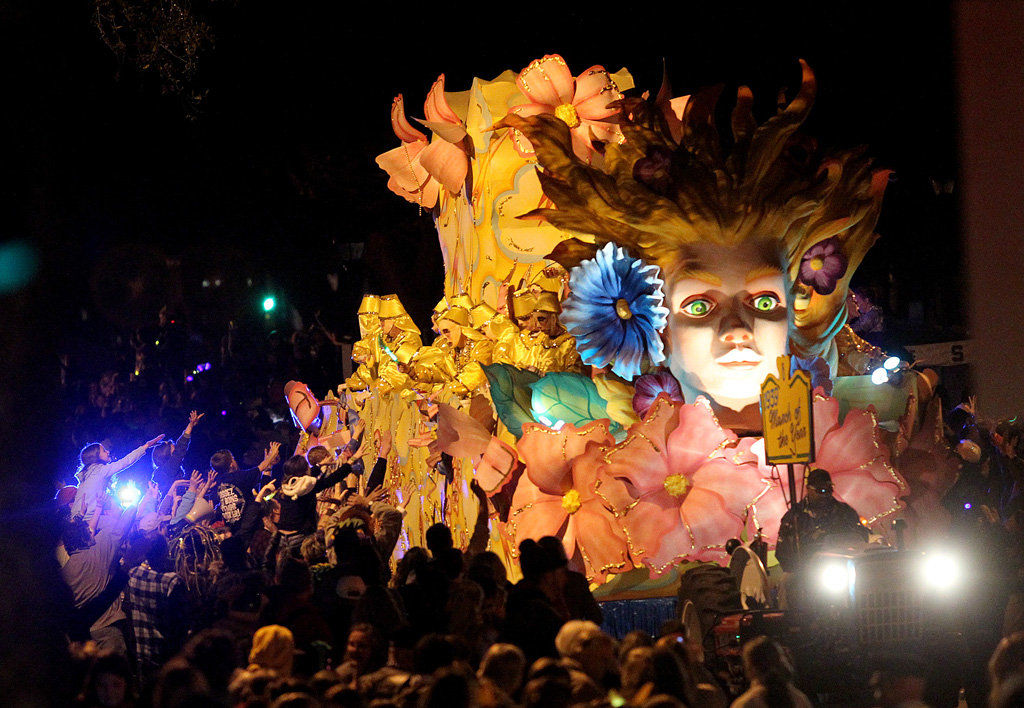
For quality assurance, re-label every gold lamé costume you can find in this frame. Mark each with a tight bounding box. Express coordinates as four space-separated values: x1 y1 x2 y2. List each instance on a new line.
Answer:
491 291 582 374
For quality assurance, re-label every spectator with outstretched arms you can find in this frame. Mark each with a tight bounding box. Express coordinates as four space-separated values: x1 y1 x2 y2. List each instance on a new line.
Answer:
71 434 165 524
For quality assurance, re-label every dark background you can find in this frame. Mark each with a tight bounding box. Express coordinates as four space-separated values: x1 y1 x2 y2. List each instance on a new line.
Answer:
0 3 968 703
0 1 962 350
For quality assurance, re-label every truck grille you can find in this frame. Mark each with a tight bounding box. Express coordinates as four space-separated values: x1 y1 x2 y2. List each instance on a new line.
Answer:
853 556 924 645
856 588 924 644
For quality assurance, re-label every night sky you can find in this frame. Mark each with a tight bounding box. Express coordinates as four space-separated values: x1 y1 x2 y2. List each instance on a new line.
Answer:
0 4 971 701
1 1 960 350
0 0 965 488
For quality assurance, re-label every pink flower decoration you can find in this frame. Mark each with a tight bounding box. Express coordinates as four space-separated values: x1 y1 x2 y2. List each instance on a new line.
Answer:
417 75 470 194
632 371 684 418
509 55 624 163
510 435 634 582
601 396 773 571
518 419 614 494
376 77 470 206
749 395 908 546
375 94 439 208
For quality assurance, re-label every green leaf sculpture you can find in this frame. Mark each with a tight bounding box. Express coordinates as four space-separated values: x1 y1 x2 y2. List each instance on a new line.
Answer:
528 372 622 435
482 363 541 438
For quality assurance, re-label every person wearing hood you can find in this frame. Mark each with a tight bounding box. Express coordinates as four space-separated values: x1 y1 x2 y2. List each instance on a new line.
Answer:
270 439 366 559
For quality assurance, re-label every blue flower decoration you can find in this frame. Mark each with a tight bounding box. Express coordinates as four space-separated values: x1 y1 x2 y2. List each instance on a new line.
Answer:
561 243 670 379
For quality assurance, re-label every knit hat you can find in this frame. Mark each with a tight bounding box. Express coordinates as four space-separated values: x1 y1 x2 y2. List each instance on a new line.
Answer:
248 625 295 675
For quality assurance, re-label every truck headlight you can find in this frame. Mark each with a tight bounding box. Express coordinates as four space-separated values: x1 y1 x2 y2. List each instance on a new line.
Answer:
820 561 855 595
921 551 960 590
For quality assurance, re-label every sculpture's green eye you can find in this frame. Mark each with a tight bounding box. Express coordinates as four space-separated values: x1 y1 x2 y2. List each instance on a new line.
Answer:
751 294 782 313
680 298 715 317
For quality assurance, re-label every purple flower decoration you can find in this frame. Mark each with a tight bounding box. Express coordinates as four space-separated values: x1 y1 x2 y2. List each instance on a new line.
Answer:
632 370 684 418
633 146 674 194
789 355 833 396
798 237 848 295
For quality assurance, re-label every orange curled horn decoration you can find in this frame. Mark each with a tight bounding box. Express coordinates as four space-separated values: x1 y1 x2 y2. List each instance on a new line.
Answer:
284 380 321 432
391 94 427 144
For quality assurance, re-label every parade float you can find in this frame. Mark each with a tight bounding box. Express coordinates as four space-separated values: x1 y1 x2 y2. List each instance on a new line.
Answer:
290 55 957 607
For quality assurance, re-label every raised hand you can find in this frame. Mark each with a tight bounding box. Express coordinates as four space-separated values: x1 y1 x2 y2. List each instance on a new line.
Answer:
366 487 387 505
964 395 977 418
187 470 203 492
186 410 205 431
145 434 166 449
264 441 281 465
378 429 392 459
256 480 277 502
343 437 368 463
198 471 218 497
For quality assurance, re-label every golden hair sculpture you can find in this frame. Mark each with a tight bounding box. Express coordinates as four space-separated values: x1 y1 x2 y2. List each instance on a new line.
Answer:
498 61 890 364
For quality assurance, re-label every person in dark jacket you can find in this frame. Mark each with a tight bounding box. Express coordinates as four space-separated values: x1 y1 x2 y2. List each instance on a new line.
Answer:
775 468 869 573
151 410 204 493
212 442 281 540
271 442 366 559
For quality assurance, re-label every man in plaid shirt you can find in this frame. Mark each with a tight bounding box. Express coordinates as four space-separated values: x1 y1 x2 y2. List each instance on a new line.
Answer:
127 535 187 679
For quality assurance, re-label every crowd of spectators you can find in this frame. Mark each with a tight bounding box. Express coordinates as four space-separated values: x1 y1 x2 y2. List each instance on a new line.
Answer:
48 306 1024 707
56 307 351 492
56 404 782 708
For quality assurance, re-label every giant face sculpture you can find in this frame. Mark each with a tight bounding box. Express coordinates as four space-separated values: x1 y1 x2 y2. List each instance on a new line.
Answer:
501 62 887 420
665 242 788 412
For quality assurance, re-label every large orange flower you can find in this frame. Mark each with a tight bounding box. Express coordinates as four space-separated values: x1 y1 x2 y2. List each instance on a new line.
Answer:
510 420 634 581
508 54 623 163
376 76 470 207
375 94 439 208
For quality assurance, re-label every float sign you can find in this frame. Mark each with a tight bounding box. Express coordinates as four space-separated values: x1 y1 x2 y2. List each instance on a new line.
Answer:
759 355 815 465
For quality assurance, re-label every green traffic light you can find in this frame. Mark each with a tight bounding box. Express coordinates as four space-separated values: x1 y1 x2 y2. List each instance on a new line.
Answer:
262 296 276 312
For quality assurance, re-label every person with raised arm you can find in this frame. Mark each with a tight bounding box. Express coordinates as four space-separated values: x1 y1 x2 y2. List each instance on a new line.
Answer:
211 442 281 535
71 434 166 523
62 481 160 654
151 410 204 493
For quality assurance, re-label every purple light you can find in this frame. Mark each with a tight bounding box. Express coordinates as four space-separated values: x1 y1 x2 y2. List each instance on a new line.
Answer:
202 362 211 371
186 375 194 382
220 410 227 416
964 502 972 510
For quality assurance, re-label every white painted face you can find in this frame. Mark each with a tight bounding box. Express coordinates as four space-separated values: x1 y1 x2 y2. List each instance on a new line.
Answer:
438 319 464 348
664 242 789 412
